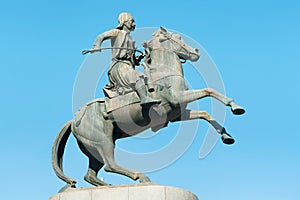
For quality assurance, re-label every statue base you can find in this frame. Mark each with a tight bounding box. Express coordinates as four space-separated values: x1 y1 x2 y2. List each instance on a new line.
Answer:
49 183 198 200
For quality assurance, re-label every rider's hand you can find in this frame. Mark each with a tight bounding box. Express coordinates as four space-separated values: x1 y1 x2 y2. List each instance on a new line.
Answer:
91 46 101 54
135 54 144 65
90 49 97 54
136 54 144 61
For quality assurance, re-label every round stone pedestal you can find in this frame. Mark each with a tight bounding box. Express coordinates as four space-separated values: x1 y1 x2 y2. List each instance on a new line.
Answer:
49 183 198 200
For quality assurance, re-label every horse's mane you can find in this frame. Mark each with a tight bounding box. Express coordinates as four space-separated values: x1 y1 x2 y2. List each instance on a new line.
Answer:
152 29 163 37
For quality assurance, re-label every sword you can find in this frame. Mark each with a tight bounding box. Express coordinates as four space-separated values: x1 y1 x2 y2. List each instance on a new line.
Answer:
81 47 144 55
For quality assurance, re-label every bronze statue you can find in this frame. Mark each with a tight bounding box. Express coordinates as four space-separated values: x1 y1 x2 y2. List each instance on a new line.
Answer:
52 24 245 191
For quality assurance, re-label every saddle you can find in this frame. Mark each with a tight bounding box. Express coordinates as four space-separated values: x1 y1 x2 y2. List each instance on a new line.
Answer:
74 98 106 127
75 86 168 132
103 86 140 113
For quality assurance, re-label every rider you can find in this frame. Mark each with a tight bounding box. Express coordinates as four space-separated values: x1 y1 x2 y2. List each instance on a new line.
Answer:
91 12 161 106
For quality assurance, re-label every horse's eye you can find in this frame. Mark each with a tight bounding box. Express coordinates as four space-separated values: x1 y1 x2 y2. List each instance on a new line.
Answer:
175 34 181 40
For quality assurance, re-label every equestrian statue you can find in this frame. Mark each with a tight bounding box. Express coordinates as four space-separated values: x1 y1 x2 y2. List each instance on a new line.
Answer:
52 13 245 191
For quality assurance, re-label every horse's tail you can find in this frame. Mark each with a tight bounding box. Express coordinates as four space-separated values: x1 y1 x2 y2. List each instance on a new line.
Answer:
52 120 77 191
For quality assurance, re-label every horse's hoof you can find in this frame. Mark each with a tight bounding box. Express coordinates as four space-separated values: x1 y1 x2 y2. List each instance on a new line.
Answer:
221 133 235 145
231 105 245 115
58 183 76 193
84 175 110 186
139 176 151 183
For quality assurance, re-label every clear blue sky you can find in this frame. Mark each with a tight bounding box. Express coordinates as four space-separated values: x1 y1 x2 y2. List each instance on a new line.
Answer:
0 1 299 199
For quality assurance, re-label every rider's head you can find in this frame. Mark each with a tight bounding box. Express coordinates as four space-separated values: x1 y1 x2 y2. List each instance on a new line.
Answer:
116 12 135 31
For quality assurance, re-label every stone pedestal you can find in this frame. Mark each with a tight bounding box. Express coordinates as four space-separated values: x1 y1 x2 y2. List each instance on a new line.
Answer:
49 183 198 200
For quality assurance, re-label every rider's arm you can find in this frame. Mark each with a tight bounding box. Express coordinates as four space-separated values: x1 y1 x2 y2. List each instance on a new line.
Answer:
92 29 119 49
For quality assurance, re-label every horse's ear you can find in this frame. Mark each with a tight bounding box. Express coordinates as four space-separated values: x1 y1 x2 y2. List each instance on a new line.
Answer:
142 41 148 48
160 26 168 33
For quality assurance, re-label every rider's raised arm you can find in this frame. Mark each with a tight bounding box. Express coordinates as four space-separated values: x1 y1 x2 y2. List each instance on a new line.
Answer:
92 29 119 49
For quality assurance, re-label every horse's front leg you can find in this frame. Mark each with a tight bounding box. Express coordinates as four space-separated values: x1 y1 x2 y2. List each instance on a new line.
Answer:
177 109 235 145
173 88 245 115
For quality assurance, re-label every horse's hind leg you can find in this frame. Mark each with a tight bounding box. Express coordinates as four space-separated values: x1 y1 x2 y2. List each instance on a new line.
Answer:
178 109 235 144
98 138 151 183
77 142 109 186
85 156 109 186
176 88 245 115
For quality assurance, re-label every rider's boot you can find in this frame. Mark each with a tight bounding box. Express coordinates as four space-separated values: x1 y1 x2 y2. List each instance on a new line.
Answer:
136 85 161 106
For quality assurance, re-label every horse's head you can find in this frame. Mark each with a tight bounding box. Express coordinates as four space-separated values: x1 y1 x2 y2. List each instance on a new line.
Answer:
143 27 200 62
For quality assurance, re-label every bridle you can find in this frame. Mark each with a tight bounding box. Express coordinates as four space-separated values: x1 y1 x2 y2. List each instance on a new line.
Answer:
152 32 196 63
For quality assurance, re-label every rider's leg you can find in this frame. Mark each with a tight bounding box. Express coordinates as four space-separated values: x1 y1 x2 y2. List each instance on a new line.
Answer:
135 78 161 106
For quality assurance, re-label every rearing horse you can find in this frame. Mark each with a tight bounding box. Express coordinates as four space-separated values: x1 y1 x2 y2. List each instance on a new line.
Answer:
52 27 245 191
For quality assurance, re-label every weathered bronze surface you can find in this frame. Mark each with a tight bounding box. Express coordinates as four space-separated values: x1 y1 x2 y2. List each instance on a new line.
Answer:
52 13 245 191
